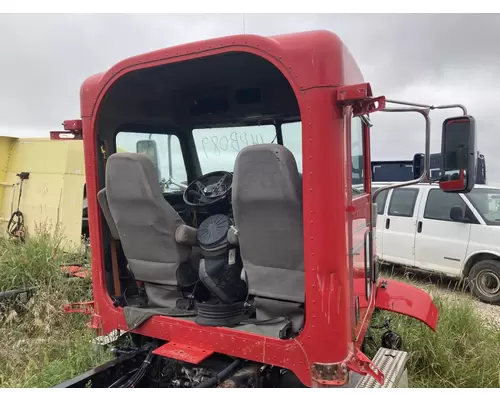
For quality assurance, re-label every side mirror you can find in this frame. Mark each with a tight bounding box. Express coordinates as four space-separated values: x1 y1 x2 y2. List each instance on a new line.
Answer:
136 140 161 174
412 153 425 179
449 206 467 222
439 116 476 193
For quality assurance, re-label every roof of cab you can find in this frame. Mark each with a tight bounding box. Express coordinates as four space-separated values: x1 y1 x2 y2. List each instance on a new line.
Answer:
80 30 366 118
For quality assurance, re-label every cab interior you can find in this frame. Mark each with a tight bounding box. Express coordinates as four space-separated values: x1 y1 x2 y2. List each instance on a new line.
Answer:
94 51 307 339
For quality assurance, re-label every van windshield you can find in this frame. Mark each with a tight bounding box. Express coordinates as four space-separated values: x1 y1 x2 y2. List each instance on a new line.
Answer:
465 188 500 226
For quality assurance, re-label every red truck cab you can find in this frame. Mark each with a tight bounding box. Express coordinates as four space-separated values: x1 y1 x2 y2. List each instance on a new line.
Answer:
54 30 477 388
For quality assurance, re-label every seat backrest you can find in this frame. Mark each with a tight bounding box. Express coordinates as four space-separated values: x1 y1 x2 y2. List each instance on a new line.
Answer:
97 188 120 240
104 152 188 286
232 144 304 303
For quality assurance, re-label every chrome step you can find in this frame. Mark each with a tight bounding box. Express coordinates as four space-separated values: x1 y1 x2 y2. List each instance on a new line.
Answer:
356 348 409 388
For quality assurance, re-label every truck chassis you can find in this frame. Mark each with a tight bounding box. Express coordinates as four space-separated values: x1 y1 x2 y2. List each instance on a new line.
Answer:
55 333 409 388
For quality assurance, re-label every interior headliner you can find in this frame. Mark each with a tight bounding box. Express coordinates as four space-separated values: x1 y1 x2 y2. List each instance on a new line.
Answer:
98 51 300 133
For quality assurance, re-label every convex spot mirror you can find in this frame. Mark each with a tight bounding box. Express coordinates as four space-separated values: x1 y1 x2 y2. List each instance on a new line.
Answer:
136 140 160 174
439 115 476 193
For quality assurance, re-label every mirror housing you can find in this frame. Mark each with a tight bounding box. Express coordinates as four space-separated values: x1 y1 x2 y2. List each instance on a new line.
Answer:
439 115 476 193
136 140 160 174
412 152 425 179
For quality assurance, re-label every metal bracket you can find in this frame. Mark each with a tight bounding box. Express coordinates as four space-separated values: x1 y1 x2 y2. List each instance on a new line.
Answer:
62 301 101 329
50 131 83 140
88 313 102 330
346 349 385 385
337 83 386 116
352 96 386 116
152 342 214 365
63 301 95 315
311 345 384 387
60 265 91 279
50 119 83 140
16 172 30 181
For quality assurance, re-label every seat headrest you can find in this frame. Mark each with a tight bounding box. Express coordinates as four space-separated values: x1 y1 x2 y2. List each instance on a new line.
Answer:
233 143 302 204
105 152 163 198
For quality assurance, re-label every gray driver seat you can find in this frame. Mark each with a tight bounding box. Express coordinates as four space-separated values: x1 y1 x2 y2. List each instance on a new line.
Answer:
232 143 305 333
103 152 198 308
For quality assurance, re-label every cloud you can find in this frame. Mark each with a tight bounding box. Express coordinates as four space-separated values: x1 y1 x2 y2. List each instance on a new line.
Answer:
0 14 498 184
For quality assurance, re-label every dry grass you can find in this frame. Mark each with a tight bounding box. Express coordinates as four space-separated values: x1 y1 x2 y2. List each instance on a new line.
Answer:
0 225 111 388
366 268 500 388
1 227 500 387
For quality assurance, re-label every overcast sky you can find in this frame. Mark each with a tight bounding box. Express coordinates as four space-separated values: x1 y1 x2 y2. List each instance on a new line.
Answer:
1 13 499 185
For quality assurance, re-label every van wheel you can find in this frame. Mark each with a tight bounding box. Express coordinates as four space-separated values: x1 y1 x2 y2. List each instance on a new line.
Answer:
468 259 500 304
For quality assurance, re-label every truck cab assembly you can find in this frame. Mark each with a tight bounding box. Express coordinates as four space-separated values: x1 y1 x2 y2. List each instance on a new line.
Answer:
49 29 479 388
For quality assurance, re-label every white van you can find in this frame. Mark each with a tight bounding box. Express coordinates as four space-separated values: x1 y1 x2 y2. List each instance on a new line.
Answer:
373 182 500 304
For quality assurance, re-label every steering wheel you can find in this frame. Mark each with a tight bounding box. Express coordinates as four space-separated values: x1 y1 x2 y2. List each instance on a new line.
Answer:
183 171 233 207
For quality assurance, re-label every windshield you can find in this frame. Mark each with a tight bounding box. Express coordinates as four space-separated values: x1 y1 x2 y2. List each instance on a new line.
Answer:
465 188 500 226
193 123 303 174
115 119 363 195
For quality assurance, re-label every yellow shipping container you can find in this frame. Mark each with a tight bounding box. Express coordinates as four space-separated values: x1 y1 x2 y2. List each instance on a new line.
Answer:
0 135 86 249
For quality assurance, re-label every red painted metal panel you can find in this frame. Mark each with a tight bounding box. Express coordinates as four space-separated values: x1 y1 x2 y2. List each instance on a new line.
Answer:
375 278 439 331
153 342 214 365
62 301 94 315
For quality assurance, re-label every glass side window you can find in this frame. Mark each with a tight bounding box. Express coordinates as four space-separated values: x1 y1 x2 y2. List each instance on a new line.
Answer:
351 116 366 196
388 188 419 217
282 117 365 196
424 189 471 222
281 122 303 173
115 132 187 193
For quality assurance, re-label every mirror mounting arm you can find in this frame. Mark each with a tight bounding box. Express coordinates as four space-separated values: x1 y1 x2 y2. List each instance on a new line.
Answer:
372 107 431 203
430 104 468 116
386 100 467 116
337 83 386 117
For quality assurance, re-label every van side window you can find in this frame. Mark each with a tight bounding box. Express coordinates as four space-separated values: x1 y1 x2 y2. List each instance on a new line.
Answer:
374 189 388 215
424 189 477 223
388 188 419 217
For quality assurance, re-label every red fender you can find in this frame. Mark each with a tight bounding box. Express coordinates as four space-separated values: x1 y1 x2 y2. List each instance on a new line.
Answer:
374 278 439 330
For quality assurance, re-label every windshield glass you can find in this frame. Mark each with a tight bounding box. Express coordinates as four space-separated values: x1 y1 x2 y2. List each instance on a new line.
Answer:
465 187 500 226
193 118 363 194
193 124 303 173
